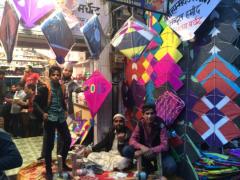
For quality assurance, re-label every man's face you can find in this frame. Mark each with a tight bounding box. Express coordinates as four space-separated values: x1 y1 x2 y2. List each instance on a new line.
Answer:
63 67 73 79
11 85 17 92
50 70 61 83
113 117 125 132
143 109 156 124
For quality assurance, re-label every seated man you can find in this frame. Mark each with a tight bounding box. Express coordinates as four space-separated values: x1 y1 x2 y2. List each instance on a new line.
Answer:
83 113 132 171
0 128 23 179
128 104 177 177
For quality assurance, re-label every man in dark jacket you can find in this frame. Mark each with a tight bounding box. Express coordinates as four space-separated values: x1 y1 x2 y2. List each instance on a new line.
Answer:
34 66 71 180
0 128 22 179
128 104 177 177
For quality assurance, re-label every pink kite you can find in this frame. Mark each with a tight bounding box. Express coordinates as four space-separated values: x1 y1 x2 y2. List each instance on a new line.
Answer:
83 71 112 118
152 53 183 91
13 0 55 28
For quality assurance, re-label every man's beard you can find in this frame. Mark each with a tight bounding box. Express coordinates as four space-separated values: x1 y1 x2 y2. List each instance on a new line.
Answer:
115 125 125 133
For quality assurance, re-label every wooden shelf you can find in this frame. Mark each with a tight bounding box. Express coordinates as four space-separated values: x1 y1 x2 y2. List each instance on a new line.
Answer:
74 60 90 66
0 58 48 62
5 75 22 78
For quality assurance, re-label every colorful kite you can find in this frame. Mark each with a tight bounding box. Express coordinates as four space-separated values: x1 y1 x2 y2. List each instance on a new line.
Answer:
195 54 240 82
151 53 183 91
80 14 107 59
0 1 19 63
193 39 240 70
83 71 112 118
41 12 74 64
125 57 145 85
192 89 240 147
200 71 240 100
13 0 55 28
156 90 185 126
111 16 155 61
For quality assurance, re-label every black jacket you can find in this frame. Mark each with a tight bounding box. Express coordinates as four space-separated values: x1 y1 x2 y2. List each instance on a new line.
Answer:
92 127 131 155
0 129 22 178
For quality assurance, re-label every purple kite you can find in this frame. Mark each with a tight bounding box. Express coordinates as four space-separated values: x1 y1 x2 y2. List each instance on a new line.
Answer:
156 90 185 126
0 1 19 63
13 0 55 28
41 12 75 64
83 71 112 118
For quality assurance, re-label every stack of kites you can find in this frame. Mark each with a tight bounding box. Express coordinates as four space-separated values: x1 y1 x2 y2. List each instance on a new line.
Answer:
191 5 240 149
194 151 240 179
113 10 185 126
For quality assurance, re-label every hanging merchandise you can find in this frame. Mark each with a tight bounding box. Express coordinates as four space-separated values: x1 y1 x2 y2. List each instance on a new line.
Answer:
192 89 240 148
155 90 185 126
83 71 112 118
193 39 240 71
0 1 19 63
195 54 240 83
111 16 155 62
152 53 183 91
130 79 146 109
125 57 145 85
80 14 107 59
12 0 55 28
41 12 74 64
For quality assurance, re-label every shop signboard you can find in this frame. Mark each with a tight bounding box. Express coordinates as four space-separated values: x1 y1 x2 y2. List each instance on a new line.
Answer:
167 0 221 41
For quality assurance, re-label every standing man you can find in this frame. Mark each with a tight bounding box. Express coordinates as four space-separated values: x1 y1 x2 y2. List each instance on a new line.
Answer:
128 104 177 177
57 63 78 155
34 65 71 180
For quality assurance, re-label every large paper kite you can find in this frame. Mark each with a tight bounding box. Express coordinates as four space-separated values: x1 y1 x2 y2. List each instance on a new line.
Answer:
41 12 74 64
83 71 112 118
200 70 240 100
156 90 185 126
80 14 107 59
178 75 206 122
195 53 240 82
151 53 183 91
0 1 19 63
160 26 181 49
111 17 155 61
13 0 55 28
192 89 240 120
192 89 240 147
208 24 240 43
193 39 240 70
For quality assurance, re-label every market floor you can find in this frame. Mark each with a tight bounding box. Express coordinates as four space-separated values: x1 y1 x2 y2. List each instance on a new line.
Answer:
6 136 57 177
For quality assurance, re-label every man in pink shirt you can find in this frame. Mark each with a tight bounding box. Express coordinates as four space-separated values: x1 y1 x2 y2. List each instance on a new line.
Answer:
128 104 177 177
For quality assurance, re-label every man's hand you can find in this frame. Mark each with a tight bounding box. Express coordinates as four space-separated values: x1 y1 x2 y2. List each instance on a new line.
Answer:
43 113 48 121
83 148 92 157
140 145 150 154
117 133 126 142
134 150 143 158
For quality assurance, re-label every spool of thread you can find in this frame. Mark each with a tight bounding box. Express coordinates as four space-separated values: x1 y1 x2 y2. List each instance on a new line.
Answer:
76 168 88 176
138 171 147 180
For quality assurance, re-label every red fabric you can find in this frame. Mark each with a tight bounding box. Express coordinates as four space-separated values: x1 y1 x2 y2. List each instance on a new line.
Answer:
23 72 40 85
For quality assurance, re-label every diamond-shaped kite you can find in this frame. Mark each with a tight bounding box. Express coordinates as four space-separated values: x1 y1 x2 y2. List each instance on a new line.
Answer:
111 16 155 61
0 1 19 63
13 0 55 28
83 71 112 118
156 90 185 126
41 12 74 64
80 14 107 59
